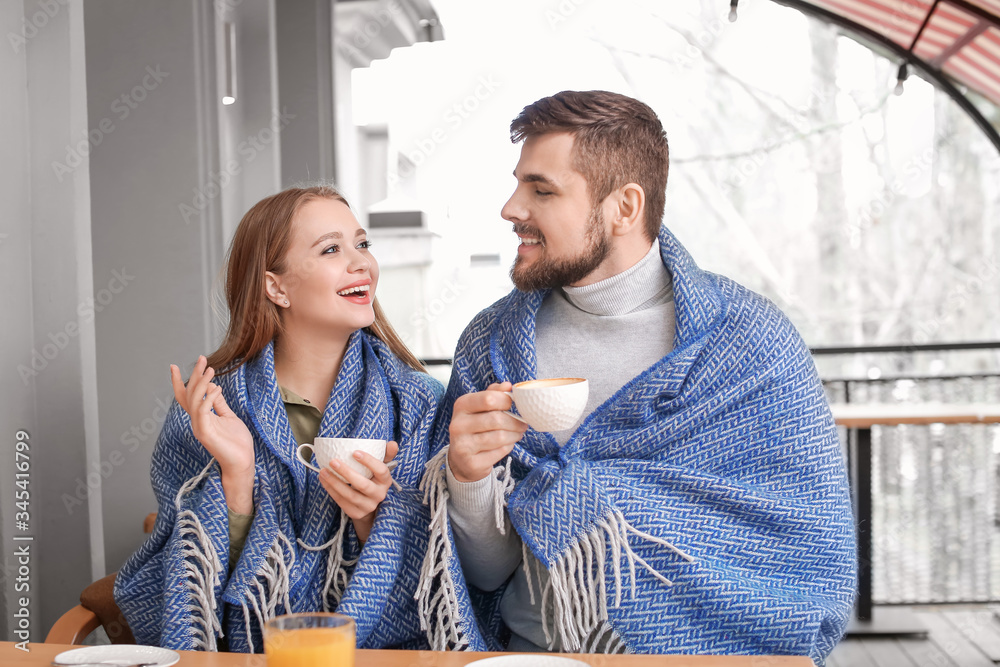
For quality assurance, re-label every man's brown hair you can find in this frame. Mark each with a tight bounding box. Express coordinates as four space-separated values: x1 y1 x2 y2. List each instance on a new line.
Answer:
509 90 669 241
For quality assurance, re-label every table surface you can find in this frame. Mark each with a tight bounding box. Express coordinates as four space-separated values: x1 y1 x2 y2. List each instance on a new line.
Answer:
5 642 815 666
829 401 1000 427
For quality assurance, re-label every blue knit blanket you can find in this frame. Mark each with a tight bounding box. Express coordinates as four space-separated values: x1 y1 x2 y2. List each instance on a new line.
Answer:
419 226 856 664
115 331 442 652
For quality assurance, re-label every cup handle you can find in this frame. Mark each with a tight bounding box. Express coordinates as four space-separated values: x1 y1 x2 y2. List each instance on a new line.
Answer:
296 443 322 473
502 391 529 424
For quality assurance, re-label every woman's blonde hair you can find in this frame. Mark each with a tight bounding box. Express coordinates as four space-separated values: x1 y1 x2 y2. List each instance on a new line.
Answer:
206 185 424 374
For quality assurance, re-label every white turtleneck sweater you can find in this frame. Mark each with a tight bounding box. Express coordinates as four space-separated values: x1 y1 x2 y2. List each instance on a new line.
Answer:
446 239 676 652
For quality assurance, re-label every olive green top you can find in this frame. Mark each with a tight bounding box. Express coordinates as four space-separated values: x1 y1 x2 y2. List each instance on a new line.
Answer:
227 385 324 572
279 384 325 451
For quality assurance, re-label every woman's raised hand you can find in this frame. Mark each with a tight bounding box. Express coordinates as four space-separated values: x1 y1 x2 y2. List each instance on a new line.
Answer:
171 356 256 513
318 440 399 543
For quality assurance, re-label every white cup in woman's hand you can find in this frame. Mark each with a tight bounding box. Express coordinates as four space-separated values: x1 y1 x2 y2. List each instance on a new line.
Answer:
297 437 386 483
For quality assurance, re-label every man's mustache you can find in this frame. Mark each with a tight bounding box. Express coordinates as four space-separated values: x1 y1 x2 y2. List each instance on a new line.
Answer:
512 224 545 243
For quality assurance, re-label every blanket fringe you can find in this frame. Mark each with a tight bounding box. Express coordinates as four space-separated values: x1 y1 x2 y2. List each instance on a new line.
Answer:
238 530 296 652
173 460 225 651
416 447 469 651
173 459 301 652
539 509 695 652
491 457 516 534
297 513 357 611
580 620 632 654
415 449 693 654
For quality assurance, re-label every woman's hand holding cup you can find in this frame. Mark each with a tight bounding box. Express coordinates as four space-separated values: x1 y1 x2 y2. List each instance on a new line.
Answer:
170 356 256 514
317 440 399 543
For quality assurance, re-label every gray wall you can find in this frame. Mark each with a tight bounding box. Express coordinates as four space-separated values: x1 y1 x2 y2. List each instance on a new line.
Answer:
83 0 226 576
277 0 336 186
218 0 283 243
0 0 36 640
1 0 99 640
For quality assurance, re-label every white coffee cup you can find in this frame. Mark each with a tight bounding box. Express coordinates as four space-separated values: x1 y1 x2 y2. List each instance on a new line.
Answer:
296 437 386 482
504 377 589 432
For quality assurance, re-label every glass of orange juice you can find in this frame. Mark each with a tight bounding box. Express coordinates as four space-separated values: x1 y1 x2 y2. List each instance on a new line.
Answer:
264 612 355 667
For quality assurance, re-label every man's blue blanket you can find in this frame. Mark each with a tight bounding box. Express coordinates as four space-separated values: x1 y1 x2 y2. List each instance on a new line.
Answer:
115 331 442 652
420 226 856 664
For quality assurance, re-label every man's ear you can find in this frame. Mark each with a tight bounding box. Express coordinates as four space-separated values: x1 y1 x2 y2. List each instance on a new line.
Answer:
264 271 288 308
611 183 645 237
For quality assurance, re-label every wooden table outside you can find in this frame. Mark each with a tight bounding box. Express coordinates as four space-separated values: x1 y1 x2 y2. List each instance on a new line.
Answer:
828 401 1000 637
4 642 814 666
830 402 1000 427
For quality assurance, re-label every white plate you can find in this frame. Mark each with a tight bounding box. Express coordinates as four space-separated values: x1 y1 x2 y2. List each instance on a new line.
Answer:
54 644 180 667
468 656 591 667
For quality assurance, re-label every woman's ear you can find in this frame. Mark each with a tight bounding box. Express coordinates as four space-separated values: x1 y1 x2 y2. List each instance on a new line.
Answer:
611 183 646 237
264 271 289 308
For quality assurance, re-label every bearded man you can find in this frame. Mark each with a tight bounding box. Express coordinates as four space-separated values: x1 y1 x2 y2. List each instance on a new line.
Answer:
417 90 856 664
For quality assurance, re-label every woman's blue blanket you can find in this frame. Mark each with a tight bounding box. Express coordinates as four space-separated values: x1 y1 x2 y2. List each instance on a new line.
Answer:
420 226 856 664
115 331 442 652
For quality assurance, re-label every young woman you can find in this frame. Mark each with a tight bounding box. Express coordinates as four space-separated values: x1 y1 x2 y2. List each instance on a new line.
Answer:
114 185 443 652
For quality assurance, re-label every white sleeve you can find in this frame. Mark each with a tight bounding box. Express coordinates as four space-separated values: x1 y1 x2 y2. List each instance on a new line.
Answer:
445 460 524 592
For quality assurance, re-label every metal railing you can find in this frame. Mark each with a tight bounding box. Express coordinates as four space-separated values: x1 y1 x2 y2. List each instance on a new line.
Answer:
815 342 1000 605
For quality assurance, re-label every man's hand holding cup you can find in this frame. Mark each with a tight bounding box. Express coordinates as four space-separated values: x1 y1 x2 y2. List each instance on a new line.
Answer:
448 382 529 483
448 378 588 483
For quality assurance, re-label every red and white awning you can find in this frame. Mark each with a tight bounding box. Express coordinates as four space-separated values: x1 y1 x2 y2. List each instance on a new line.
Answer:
787 0 1000 105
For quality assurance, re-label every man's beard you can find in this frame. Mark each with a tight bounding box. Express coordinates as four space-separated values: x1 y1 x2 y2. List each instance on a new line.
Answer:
510 206 612 292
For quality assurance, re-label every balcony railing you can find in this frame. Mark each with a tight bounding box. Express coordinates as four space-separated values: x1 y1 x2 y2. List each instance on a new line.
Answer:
816 342 1000 605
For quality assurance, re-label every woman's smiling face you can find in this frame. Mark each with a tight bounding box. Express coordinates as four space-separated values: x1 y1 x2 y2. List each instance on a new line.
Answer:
273 197 379 336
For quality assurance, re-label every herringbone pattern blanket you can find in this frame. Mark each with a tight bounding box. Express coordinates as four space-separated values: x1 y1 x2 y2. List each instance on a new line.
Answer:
420 226 856 664
114 332 442 651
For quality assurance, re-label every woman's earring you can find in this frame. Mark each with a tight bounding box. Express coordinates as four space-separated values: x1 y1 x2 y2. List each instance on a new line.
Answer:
284 300 289 307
